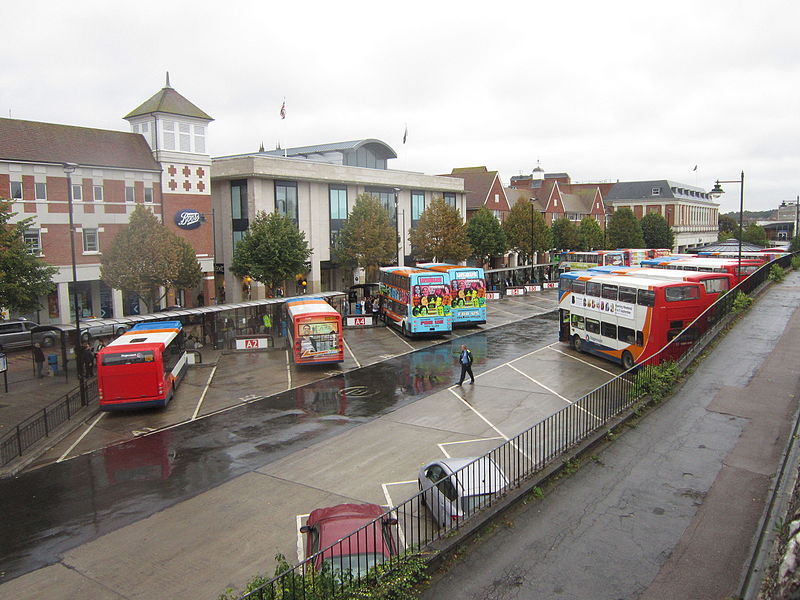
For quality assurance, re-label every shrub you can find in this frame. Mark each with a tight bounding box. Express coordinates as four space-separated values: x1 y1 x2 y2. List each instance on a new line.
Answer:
791 256 800 270
630 362 681 403
732 291 753 313
769 264 786 283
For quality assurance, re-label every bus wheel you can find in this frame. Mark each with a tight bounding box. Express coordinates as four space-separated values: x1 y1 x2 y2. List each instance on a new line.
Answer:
622 351 635 370
572 335 583 353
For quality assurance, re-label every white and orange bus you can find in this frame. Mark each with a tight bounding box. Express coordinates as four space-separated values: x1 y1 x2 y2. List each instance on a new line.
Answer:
97 321 187 411
586 266 733 297
640 256 763 285
285 297 344 365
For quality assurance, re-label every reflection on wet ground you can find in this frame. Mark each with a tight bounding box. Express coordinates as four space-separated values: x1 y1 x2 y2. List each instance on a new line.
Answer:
0 313 557 580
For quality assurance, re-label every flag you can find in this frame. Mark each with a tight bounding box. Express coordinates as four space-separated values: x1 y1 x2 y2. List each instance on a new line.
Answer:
403 124 407 144
693 165 697 171
280 101 286 120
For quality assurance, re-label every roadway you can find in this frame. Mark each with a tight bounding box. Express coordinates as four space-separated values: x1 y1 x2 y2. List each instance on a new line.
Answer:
0 289 628 599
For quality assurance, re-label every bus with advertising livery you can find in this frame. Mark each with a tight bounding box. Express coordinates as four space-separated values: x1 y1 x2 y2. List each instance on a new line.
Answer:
285 297 344 365
640 256 763 285
97 321 187 411
558 248 671 273
558 272 721 369
416 263 487 326
378 267 453 337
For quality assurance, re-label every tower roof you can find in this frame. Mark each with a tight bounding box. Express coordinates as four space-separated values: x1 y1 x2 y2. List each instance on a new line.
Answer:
124 75 213 121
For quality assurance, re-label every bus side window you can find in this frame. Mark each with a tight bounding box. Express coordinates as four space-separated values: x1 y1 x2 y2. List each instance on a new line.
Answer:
585 318 600 334
571 314 585 330
573 281 585 295
601 284 618 301
618 286 637 304
636 331 644 346
600 322 617 339
586 282 601 297
637 289 655 307
618 326 636 344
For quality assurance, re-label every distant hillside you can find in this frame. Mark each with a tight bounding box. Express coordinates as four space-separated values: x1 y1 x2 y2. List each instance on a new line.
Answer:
722 209 776 222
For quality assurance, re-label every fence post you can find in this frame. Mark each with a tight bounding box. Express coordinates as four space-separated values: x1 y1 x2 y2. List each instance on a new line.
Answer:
43 407 49 437
16 424 22 457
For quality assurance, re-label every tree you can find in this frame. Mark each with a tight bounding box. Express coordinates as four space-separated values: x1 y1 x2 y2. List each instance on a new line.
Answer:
551 217 580 251
639 213 675 250
333 194 396 273
101 205 202 312
502 199 552 263
231 210 313 291
0 200 57 313
466 207 507 266
408 196 470 263
741 224 768 247
577 216 605 251
719 213 738 233
606 208 645 248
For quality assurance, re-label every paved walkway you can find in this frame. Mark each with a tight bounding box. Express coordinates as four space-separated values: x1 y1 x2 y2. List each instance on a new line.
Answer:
421 272 800 599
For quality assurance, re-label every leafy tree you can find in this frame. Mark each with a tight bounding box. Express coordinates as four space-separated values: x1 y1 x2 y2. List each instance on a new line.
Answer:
639 213 675 250
577 216 605 251
333 194 397 273
551 217 580 251
790 236 800 252
0 200 57 313
741 224 768 247
232 210 312 291
502 199 552 263
101 204 202 312
719 213 739 233
408 196 470 263
466 207 507 266
606 208 645 248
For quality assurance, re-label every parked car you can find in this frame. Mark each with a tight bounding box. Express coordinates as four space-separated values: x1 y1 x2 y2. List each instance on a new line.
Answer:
80 319 129 342
418 456 508 526
299 503 398 577
0 319 56 349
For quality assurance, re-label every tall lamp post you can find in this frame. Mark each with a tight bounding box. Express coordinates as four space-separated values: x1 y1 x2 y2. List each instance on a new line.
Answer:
63 163 86 405
393 188 401 266
710 171 745 279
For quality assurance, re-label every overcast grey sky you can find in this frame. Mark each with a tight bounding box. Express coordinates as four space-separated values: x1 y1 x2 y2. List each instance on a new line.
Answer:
3 1 798 214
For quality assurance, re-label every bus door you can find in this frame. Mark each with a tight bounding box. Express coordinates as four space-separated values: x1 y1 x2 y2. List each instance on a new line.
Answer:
560 309 571 342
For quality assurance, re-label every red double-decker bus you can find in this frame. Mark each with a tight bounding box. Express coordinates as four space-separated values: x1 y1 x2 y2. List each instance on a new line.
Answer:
97 321 187 410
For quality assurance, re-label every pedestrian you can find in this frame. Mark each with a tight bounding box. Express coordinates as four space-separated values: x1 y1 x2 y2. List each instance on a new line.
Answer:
196 292 205 306
33 342 45 378
81 342 95 378
364 295 373 314
457 344 474 385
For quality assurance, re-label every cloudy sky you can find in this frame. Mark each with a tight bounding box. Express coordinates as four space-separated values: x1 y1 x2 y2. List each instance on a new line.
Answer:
3 1 798 214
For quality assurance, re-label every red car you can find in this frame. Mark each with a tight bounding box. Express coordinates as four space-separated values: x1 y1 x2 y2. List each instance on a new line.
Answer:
300 503 398 577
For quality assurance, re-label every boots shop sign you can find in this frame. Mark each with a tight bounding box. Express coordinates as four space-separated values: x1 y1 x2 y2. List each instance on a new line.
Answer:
175 209 202 230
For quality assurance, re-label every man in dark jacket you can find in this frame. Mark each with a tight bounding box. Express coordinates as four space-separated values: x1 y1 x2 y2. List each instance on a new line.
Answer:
81 342 96 378
457 344 474 385
33 343 45 378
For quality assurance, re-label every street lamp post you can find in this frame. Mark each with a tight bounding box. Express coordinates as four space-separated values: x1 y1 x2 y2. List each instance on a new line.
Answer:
710 171 745 279
393 188 401 266
63 162 86 405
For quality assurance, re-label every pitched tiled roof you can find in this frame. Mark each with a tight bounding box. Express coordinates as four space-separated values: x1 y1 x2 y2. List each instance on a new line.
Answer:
124 86 213 121
442 167 502 210
0 118 161 171
605 180 715 204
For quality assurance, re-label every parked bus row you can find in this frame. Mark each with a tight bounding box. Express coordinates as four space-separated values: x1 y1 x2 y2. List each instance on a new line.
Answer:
558 248 671 273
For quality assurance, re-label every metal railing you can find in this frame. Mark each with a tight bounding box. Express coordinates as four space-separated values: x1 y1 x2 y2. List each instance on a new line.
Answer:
0 379 98 468
240 253 795 599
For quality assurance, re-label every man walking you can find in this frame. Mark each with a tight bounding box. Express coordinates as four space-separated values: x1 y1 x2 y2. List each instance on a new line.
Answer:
33 342 46 378
457 344 474 385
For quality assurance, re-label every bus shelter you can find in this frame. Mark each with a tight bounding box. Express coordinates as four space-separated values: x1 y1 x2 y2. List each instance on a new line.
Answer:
29 324 80 381
62 292 346 351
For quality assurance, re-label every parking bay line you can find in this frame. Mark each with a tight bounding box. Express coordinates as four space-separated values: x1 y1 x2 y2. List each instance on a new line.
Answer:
57 412 105 462
191 364 218 421
385 324 415 350
547 345 620 376
437 437 504 458
381 482 417 550
342 336 361 368
506 363 602 423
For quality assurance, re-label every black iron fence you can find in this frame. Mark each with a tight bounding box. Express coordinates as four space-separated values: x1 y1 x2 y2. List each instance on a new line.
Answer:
0 379 97 468
240 253 795 599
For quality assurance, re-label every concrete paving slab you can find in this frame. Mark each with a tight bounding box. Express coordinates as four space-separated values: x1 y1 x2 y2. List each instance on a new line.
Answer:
0 562 123 600
510 349 618 399
58 471 361 600
384 389 504 438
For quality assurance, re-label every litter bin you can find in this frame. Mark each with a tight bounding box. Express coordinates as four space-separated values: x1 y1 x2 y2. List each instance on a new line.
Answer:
47 354 59 376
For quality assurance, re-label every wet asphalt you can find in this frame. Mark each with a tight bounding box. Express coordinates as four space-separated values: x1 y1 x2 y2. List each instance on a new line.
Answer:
0 312 559 582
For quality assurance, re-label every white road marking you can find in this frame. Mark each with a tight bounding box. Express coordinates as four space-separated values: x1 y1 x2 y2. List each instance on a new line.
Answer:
386 323 415 350
57 413 105 462
342 336 361 368
437 437 504 458
448 387 508 441
547 345 619 376
286 350 292 389
191 364 217 420
381 482 416 550
507 363 573 405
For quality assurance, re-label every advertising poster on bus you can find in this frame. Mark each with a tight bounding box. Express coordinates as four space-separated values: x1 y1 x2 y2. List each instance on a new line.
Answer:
411 281 452 317
298 318 340 360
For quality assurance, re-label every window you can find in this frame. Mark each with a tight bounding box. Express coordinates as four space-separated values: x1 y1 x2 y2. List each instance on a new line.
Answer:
366 188 396 227
144 187 153 203
35 183 47 200
83 228 99 252
703 278 729 293
24 229 41 255
601 322 617 339
601 284 618 300
194 126 206 153
618 286 637 304
275 181 298 225
572 281 586 295
179 123 191 152
10 181 23 200
585 318 601 334
637 289 655 306
618 326 636 345
411 191 425 222
495 193 500 204
586 282 601 297
665 285 700 301
231 180 249 244
71 184 82 201
571 314 585 330
125 186 135 203
232 230 246 250
163 120 176 150
651 187 661 196
93 185 104 201
443 192 456 208
329 186 347 247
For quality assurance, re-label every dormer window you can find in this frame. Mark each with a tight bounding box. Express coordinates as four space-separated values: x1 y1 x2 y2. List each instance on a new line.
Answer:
651 187 661 196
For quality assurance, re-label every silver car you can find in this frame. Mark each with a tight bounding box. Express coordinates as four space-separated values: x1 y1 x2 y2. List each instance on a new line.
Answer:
418 456 508 526
0 320 56 349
